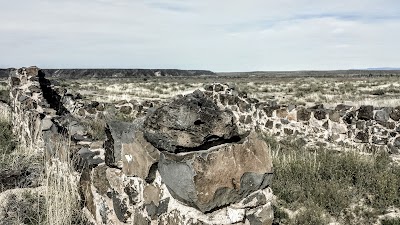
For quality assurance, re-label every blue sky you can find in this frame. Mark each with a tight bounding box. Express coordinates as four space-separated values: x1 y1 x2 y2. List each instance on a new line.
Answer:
0 0 399 71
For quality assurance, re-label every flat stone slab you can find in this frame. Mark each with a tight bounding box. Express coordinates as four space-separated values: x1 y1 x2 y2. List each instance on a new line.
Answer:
158 132 273 213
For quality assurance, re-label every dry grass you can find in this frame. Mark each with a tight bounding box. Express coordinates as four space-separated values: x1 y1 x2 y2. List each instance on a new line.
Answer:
265 135 400 225
1 94 84 224
58 76 400 110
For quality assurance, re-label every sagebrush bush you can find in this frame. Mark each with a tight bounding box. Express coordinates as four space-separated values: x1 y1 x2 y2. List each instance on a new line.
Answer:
267 135 400 224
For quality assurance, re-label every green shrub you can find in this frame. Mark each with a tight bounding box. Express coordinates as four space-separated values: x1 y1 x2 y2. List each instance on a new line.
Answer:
0 120 15 154
292 203 328 225
267 135 400 224
2 190 46 225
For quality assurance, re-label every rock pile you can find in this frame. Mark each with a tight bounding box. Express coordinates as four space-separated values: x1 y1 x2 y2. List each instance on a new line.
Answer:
82 88 274 224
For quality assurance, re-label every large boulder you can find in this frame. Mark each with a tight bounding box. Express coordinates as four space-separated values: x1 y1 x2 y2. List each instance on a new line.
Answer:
104 120 159 180
143 90 242 153
158 132 273 213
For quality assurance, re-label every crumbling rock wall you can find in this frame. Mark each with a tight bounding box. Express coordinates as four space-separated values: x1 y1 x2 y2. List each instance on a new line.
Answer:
8 67 399 225
9 67 275 225
9 67 105 167
203 83 400 153
84 91 275 224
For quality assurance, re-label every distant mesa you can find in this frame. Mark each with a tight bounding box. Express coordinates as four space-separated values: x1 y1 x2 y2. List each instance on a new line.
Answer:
0 68 216 78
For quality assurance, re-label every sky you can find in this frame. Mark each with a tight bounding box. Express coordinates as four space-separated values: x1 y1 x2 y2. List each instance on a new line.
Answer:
0 0 399 72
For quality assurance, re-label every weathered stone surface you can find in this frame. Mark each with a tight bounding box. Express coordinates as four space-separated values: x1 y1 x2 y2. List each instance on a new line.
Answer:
297 107 311 121
390 106 400 121
355 131 369 143
372 136 388 145
143 90 241 153
276 109 288 118
314 109 326 120
105 120 159 179
356 121 365 130
105 120 142 167
335 104 352 111
41 118 53 131
120 105 132 114
343 111 356 124
77 147 104 167
265 120 273 129
394 137 400 148
246 204 274 225
329 110 340 122
375 110 389 122
158 132 273 213
358 105 374 120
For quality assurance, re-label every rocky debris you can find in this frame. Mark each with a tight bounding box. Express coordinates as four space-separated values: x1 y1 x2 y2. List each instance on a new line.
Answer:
143 90 243 153
158 132 273 213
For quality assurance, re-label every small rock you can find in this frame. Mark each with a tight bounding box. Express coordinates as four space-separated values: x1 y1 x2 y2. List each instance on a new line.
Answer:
358 105 374 120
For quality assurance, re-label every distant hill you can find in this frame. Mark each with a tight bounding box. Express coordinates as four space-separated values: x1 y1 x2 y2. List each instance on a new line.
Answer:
0 68 216 78
41 69 216 78
366 67 400 70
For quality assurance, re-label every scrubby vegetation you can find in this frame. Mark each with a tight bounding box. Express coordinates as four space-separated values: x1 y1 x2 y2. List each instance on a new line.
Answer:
265 135 400 225
0 100 86 224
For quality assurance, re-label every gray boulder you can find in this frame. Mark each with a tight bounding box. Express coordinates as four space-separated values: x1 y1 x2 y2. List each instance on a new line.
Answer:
158 132 273 213
104 119 159 180
143 90 242 153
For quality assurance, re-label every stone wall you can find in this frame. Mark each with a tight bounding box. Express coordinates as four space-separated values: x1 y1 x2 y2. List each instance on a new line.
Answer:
8 67 275 225
9 67 45 153
204 84 400 153
8 67 399 225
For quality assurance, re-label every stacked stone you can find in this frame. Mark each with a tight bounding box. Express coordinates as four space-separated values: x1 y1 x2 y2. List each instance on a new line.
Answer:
9 67 46 152
9 67 105 169
203 83 400 153
81 90 274 224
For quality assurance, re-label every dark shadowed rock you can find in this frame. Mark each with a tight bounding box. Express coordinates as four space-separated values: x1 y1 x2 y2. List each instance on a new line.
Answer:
143 90 242 153
335 104 352 111
390 106 400 121
358 105 374 120
355 131 369 143
314 109 327 120
158 132 273 213
297 107 311 121
343 111 356 124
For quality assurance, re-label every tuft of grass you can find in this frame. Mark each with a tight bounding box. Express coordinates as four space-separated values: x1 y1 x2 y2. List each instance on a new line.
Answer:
266 135 400 224
0 102 14 154
382 218 400 225
44 138 86 225
292 203 328 225
82 118 106 140
1 188 46 225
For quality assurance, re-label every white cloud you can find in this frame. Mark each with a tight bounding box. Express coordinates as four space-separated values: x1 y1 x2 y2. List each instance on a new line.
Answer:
0 0 399 71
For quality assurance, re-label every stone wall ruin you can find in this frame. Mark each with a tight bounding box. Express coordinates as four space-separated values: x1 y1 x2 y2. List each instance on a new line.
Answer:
7 67 400 225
